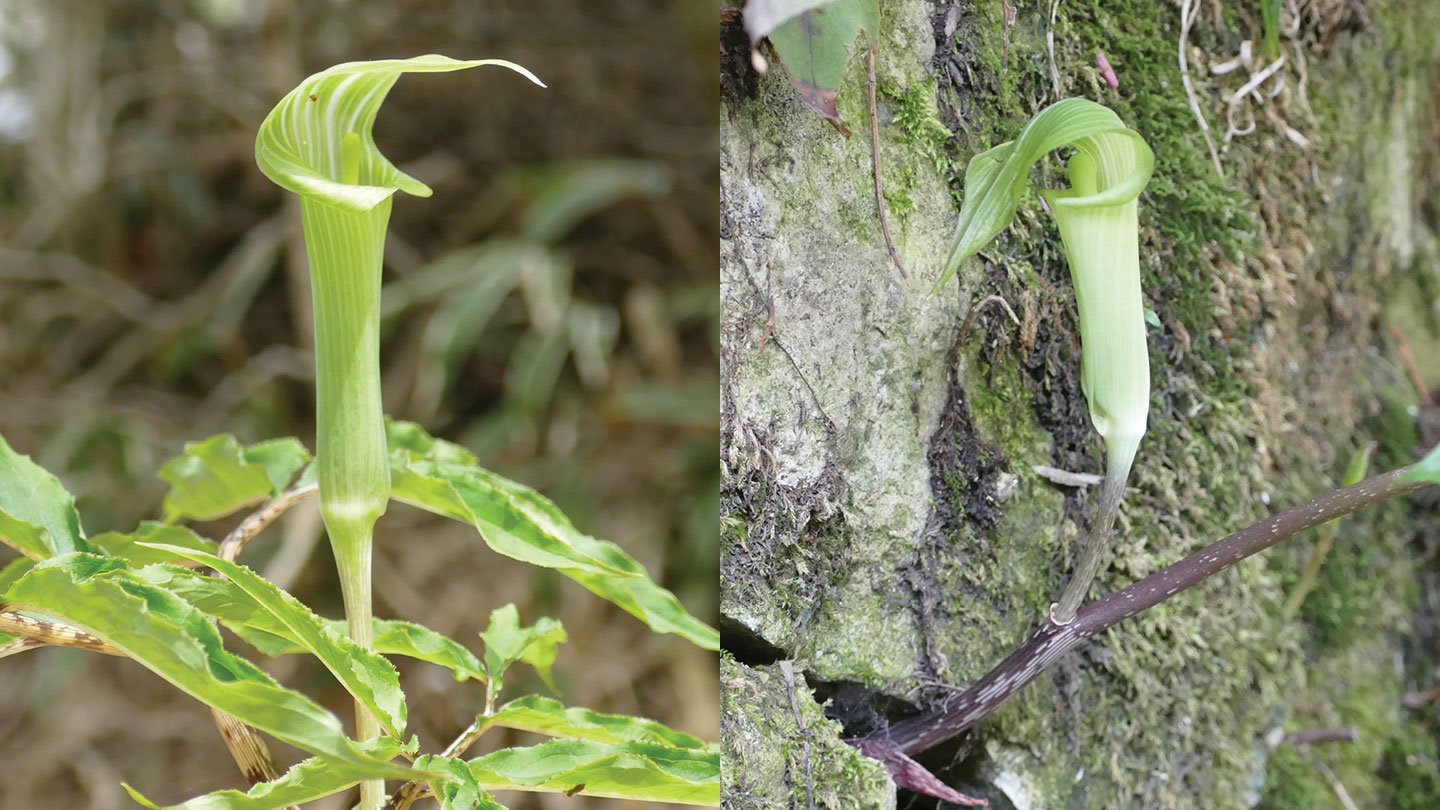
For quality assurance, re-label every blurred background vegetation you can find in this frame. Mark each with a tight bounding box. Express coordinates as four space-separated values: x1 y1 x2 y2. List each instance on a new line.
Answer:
0 1 718 808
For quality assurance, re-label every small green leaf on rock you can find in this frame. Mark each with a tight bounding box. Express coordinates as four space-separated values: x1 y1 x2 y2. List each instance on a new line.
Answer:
766 0 881 135
1402 441 1440 486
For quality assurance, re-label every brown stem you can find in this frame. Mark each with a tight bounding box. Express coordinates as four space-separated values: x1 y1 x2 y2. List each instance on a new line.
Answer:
867 45 906 279
0 610 125 656
1282 727 1358 745
857 467 1424 758
208 483 316 801
219 483 318 561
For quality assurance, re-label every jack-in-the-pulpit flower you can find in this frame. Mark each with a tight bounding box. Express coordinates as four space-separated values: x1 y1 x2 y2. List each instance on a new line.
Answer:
255 55 542 810
937 99 1154 625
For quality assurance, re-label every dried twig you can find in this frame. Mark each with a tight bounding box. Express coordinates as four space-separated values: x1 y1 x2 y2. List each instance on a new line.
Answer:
207 483 318 802
780 661 816 810
219 483 319 562
1032 465 1104 488
1047 0 1062 97
867 46 907 279
1179 0 1225 179
1308 757 1361 810
1282 727 1359 746
0 610 125 657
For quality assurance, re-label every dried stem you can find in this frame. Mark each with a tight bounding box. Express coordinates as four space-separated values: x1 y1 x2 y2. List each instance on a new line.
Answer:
856 467 1425 759
0 610 125 656
1282 727 1358 746
1179 0 1225 179
220 483 319 561
867 46 907 279
208 483 317 803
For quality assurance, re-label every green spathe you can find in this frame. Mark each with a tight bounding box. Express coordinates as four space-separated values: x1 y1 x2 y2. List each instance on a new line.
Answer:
1040 134 1152 473
254 54 543 810
937 98 1153 478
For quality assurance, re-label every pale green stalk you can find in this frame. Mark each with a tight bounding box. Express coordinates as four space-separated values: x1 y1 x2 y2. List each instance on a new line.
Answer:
1042 139 1150 623
255 55 542 810
936 99 1154 626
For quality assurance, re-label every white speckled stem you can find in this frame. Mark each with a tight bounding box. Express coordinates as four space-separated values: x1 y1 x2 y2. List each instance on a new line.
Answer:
860 466 1424 758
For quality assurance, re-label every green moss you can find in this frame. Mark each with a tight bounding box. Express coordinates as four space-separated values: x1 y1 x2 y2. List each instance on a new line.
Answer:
880 77 953 178
1384 737 1440 809
1257 745 1330 810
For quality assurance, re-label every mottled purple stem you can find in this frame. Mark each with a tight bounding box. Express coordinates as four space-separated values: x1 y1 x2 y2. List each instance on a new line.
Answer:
858 466 1424 758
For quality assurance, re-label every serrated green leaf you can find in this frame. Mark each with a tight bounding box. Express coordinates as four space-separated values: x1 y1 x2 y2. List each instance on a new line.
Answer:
3 553 411 776
481 604 565 695
141 564 484 680
483 695 707 749
415 755 506 810
123 738 408 810
366 618 485 682
389 429 719 651
386 419 476 465
255 55 542 213
390 457 631 576
0 432 88 559
90 522 219 567
0 556 34 646
242 438 311 496
468 738 719 805
767 0 880 134
149 545 406 736
159 435 283 523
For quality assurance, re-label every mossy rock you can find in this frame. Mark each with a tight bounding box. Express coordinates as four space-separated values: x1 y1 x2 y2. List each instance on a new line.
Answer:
722 0 1440 807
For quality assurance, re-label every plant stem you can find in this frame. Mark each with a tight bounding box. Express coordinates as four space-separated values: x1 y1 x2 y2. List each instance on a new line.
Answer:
856 466 1425 759
303 187 391 810
1051 459 1130 624
340 537 381 810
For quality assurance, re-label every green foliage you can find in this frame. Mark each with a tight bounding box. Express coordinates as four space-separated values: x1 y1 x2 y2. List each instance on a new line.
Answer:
391 421 720 650
0 431 89 558
153 545 408 737
766 0 880 131
480 603 566 698
467 737 721 804
158 435 308 523
89 522 218 567
417 755 506 810
1 553 414 777
482 695 709 749
123 738 414 810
